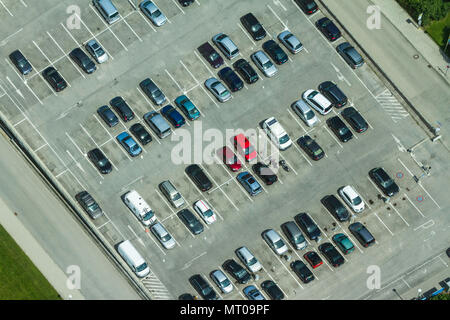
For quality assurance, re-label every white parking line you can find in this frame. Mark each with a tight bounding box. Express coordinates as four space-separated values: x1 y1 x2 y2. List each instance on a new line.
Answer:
139 224 167 256
128 225 146 247
403 193 425 218
122 18 143 42
397 158 414 177
200 84 220 109
193 50 215 77
180 60 200 89
264 247 302 291
267 4 288 30
88 5 128 51
66 150 85 174
201 273 223 300
388 203 409 226
80 123 118 172
171 0 185 14
292 140 312 167
33 143 48 153
13 118 27 127
418 181 441 209
286 108 307 133
136 10 157 32
93 114 131 162
136 87 157 112
374 212 394 236
237 23 256 47
217 266 245 299
323 125 343 148
4 57 24 82
165 69 183 92
0 0 13 16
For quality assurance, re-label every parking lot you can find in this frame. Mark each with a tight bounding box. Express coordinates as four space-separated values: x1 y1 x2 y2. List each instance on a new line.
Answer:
0 0 448 300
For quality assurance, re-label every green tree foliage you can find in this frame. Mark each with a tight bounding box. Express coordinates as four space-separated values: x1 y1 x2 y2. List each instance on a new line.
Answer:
429 293 450 300
397 0 449 25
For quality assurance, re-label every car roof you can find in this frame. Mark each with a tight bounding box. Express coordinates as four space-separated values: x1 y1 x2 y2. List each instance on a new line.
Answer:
254 50 269 63
265 229 281 243
342 185 359 199
194 200 210 212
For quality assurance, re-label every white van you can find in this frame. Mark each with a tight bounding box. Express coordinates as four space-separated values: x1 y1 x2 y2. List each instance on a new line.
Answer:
263 117 292 150
123 190 156 226
93 0 120 24
117 240 150 278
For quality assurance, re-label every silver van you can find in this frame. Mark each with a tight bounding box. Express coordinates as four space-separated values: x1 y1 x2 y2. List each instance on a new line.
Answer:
93 0 120 24
212 33 239 59
160 180 185 208
117 240 150 278
144 111 171 139
236 246 262 273
151 222 176 249
282 221 307 250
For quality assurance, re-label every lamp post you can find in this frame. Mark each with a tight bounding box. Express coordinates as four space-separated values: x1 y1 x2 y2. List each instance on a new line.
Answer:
417 288 422 299
392 288 403 300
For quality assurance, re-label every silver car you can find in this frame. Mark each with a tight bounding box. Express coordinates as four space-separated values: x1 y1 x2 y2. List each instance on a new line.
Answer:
263 229 288 255
292 100 318 127
251 50 277 77
160 180 185 208
140 0 167 27
210 270 233 294
236 246 262 273
278 30 303 54
85 39 108 64
204 77 231 102
151 222 176 249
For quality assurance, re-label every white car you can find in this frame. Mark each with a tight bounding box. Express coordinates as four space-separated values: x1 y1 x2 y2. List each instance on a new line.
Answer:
303 89 333 115
292 100 318 127
262 229 288 255
211 270 233 294
194 200 217 224
204 77 231 102
140 0 167 27
236 246 262 273
278 30 303 54
251 50 277 77
262 117 292 150
339 185 365 213
85 39 108 64
151 222 176 249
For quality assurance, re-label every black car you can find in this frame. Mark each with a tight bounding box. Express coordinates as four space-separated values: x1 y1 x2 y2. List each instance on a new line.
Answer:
252 162 277 185
189 274 218 300
321 195 350 222
297 135 325 161
316 17 341 41
130 123 152 146
294 0 318 14
319 242 345 267
110 97 134 122
290 260 314 283
69 48 96 74
369 167 399 197
223 259 251 284
261 280 284 300
341 107 368 133
87 148 112 174
97 105 119 127
198 42 224 69
9 50 32 75
75 191 103 220
233 59 258 84
262 40 288 65
186 164 212 192
178 293 196 300
178 0 194 6
349 222 376 247
240 13 266 41
318 81 347 108
177 209 204 235
295 212 321 241
42 67 67 92
218 67 244 92
327 116 353 142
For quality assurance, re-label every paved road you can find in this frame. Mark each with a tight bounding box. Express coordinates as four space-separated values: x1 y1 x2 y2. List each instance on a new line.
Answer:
0 134 140 300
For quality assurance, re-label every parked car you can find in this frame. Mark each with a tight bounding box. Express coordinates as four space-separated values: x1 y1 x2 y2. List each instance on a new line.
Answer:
233 58 259 84
278 30 303 54
140 78 166 105
237 171 262 196
319 242 345 267
116 132 142 157
161 105 185 128
9 50 32 75
240 13 266 41
130 123 152 146
178 293 196 300
42 67 67 92
223 259 251 284
295 213 321 241
303 89 332 115
197 42 224 69
212 33 239 59
85 39 108 64
318 81 347 108
244 285 265 300
327 116 353 142
110 96 134 122
251 50 278 77
178 0 194 6
204 77 231 102
252 162 277 185
193 199 217 225
262 117 292 150
281 221 307 250
261 280 284 300
69 48 96 74
316 17 341 41
369 167 399 197
236 246 262 273
87 148 112 174
292 100 318 127
75 191 103 219
291 260 314 283
233 133 257 162
349 222 375 247
175 95 201 120
321 195 350 221
262 229 288 255
97 105 119 127
297 135 325 161
189 274 218 300
218 67 244 92
177 209 204 235
337 42 364 68
332 233 355 255
294 0 318 14
140 0 167 27
262 40 288 65
218 146 242 172
210 270 233 294
151 222 176 249
304 251 323 269
341 107 368 133
160 180 185 208
186 164 212 192
338 185 365 213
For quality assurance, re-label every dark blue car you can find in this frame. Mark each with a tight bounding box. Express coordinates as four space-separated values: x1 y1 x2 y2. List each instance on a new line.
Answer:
316 17 341 42
218 67 244 92
161 105 185 128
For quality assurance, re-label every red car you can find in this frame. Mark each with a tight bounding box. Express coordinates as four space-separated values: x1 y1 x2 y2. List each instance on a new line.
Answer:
304 251 323 269
233 134 257 162
218 146 241 172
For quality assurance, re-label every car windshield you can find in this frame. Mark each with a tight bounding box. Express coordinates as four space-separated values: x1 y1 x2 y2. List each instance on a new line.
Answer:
248 257 257 266
153 90 162 98
262 60 272 69
235 268 246 277
130 144 139 152
143 210 154 221
221 278 231 287
313 149 322 156
88 203 99 212
275 51 285 60
248 177 256 184
95 46 105 56
251 24 262 32
279 134 290 144
161 234 171 242
294 234 306 244
308 91 318 99
172 193 181 201
381 178 394 188
339 127 349 135
151 10 161 18
337 206 347 216
18 59 27 67
352 196 362 206
245 145 255 155
136 262 148 272
204 209 213 217
210 52 219 60
274 239 284 248
305 110 315 120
